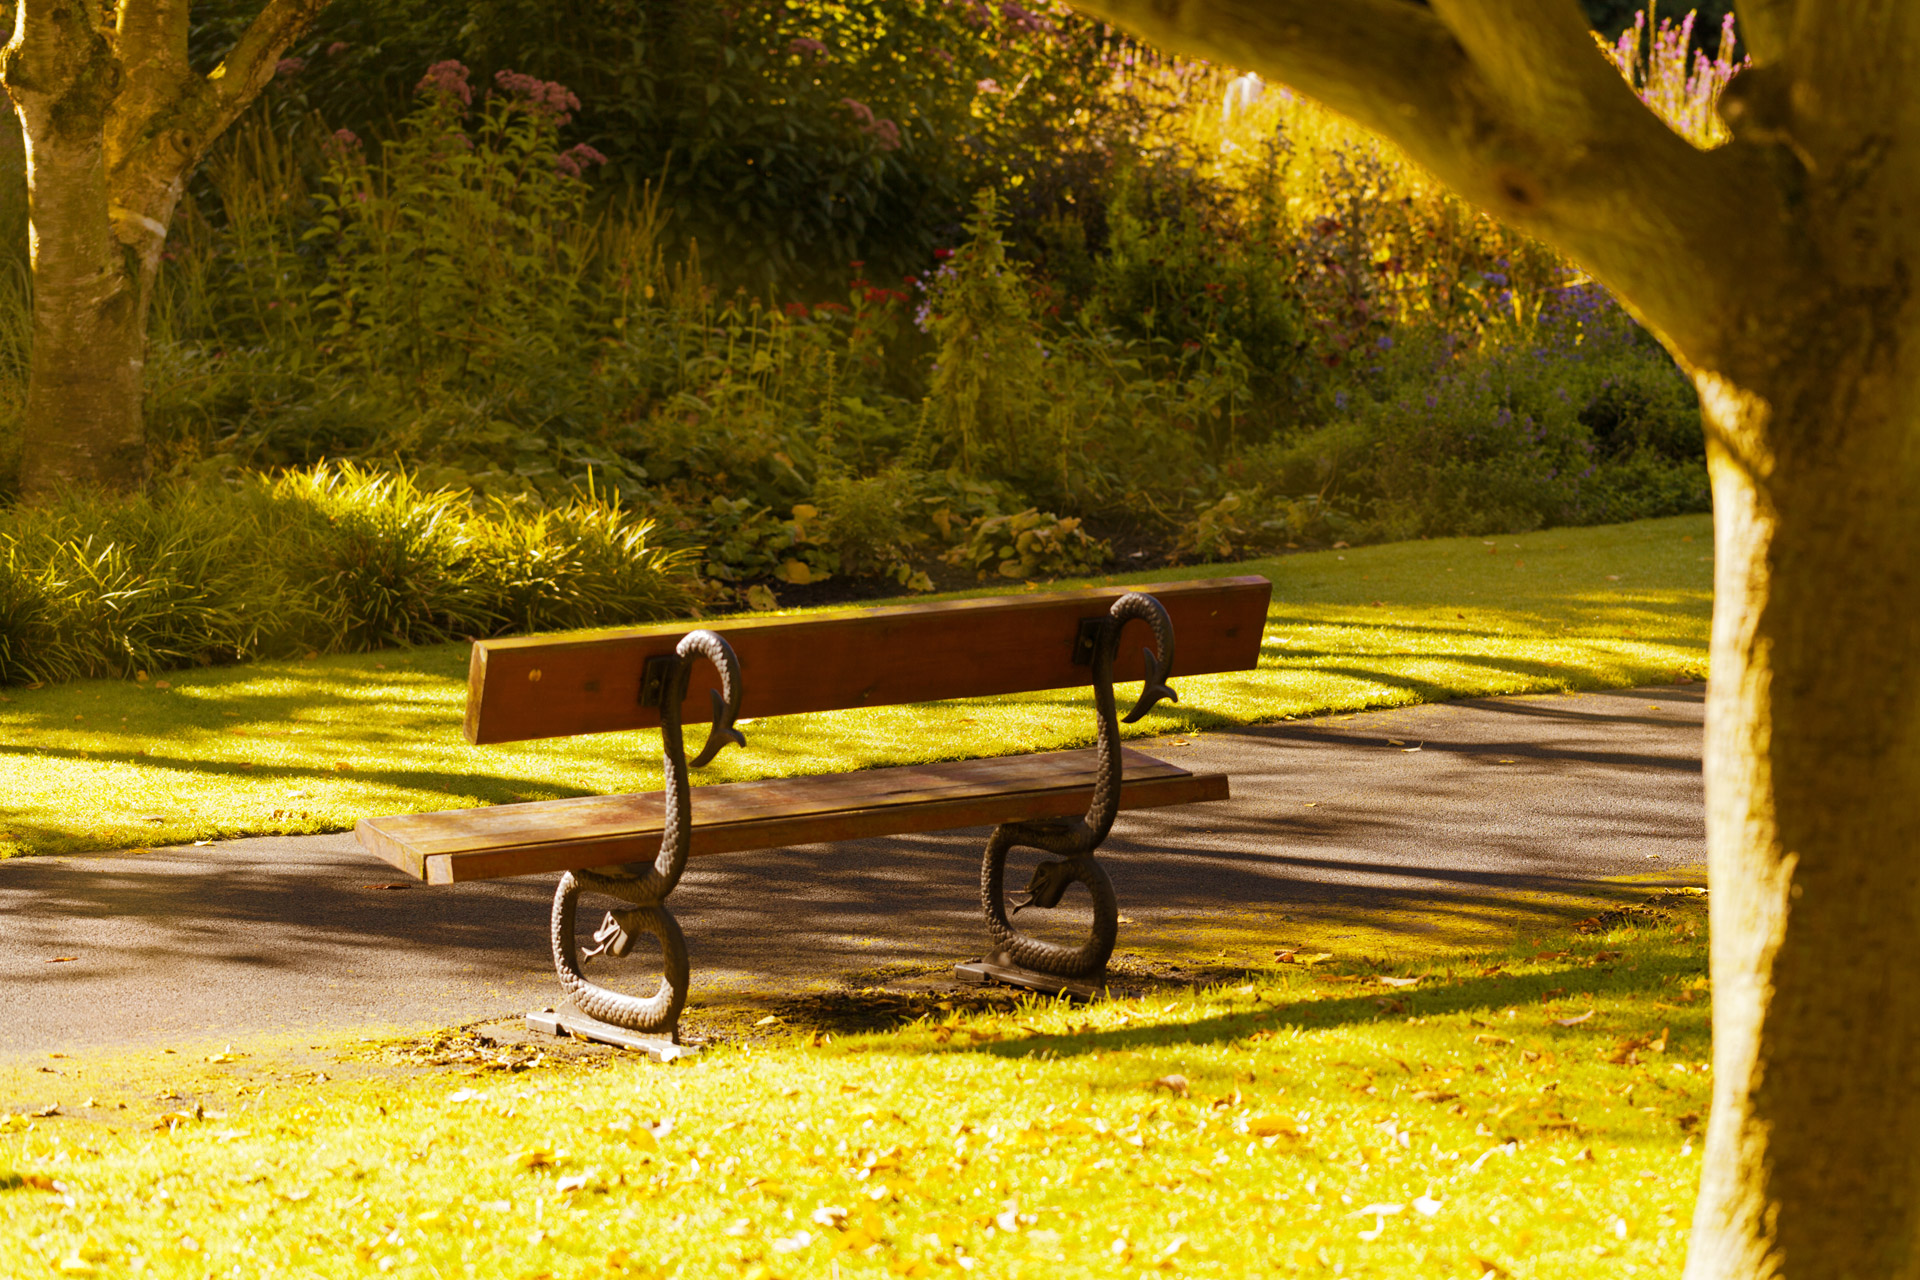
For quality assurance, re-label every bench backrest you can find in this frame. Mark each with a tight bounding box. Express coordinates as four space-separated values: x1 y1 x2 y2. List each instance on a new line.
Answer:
464 575 1272 744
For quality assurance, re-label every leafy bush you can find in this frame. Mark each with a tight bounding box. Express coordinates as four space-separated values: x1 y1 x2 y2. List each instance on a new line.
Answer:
946 508 1110 581
0 465 699 686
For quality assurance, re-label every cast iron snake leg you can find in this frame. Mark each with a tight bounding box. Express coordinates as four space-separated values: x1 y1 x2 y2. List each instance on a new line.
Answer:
979 592 1177 978
550 630 744 1037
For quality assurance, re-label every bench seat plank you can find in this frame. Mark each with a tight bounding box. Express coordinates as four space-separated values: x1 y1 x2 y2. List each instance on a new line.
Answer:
357 747 1226 886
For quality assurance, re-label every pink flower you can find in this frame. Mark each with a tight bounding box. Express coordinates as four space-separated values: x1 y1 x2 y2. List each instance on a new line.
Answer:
326 41 349 56
417 60 473 108
998 1 1054 34
275 56 307 77
322 127 362 159
783 301 810 317
786 36 827 57
494 69 581 123
554 142 609 177
839 97 875 128
869 118 901 151
975 78 1001 95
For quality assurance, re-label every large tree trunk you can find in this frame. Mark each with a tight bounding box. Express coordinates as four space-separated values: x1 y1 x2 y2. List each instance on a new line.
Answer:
17 106 153 494
1687 341 1920 1275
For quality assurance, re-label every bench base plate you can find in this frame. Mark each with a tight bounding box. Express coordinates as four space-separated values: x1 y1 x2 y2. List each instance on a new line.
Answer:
526 1008 701 1062
955 951 1104 1001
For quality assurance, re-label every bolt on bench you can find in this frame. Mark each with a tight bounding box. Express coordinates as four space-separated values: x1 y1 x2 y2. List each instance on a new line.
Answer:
357 575 1271 1056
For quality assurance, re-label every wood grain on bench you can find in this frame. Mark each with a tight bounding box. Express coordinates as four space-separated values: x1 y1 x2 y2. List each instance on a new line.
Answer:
358 748 1226 885
464 575 1271 744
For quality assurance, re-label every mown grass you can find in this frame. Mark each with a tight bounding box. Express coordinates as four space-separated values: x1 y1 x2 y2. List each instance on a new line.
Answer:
0 896 1709 1278
0 514 1712 857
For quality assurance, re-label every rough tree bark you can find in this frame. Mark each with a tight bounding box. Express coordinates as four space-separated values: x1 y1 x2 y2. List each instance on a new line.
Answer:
1070 1 1920 1276
0 0 327 498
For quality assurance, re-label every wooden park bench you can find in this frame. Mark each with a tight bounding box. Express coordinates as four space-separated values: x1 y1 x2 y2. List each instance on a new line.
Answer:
357 575 1272 1055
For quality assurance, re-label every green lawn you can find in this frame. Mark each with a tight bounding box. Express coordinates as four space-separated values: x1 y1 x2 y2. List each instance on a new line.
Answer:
0 515 1712 858
0 896 1709 1278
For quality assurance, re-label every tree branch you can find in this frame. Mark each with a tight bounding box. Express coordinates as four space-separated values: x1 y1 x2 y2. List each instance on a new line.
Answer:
106 0 325 221
1070 0 1791 367
192 0 327 133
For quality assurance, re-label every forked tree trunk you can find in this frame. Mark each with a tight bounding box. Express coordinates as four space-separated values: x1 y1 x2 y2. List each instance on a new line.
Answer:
2 0 327 500
1687 335 1920 1275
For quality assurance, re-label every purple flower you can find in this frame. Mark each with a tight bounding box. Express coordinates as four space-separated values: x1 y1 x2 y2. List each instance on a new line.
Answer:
326 41 349 56
555 142 609 177
417 60 473 108
275 56 307 77
840 97 875 127
322 127 362 160
494 69 581 123
999 1 1054 33
869 118 901 151
975 78 1002 95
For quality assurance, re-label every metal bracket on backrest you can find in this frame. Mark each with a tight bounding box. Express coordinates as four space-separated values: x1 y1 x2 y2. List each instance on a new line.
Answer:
638 653 679 708
1070 615 1106 666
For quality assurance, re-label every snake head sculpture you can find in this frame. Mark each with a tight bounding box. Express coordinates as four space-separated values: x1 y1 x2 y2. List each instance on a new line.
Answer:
676 629 748 767
1012 859 1079 915
1112 593 1179 723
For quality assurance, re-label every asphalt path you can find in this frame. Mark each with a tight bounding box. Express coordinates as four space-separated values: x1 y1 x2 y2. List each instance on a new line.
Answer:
0 685 1706 1057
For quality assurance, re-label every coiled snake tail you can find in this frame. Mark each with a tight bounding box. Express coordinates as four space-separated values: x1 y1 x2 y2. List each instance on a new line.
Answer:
548 629 744 1036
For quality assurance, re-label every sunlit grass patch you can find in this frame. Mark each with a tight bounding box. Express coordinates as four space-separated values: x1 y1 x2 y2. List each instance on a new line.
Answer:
0 895 1708 1277
0 514 1711 857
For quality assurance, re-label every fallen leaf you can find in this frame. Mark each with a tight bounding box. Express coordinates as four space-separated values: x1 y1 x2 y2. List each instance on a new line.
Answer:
44 956 78 964
508 1149 554 1169
30 1104 60 1118
1412 1196 1444 1216
1474 1034 1511 1046
555 1173 594 1193
333 761 354 772
1377 976 1420 988
772 1230 814 1254
366 883 411 891
1411 1090 1458 1104
1150 1075 1190 1097
755 1015 783 1027
1247 1116 1300 1138
1553 1010 1596 1027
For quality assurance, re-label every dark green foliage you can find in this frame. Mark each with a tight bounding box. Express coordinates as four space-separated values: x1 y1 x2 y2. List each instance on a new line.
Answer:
1237 337 1708 543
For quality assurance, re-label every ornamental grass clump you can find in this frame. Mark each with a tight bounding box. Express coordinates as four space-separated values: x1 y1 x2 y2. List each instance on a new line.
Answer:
0 464 699 687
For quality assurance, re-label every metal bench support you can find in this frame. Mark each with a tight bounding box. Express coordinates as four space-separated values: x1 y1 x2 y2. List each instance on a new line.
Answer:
968 590 1177 993
545 629 744 1043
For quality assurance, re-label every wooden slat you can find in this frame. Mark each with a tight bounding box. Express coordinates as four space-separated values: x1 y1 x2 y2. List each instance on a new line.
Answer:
465 576 1271 744
355 748 1228 885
